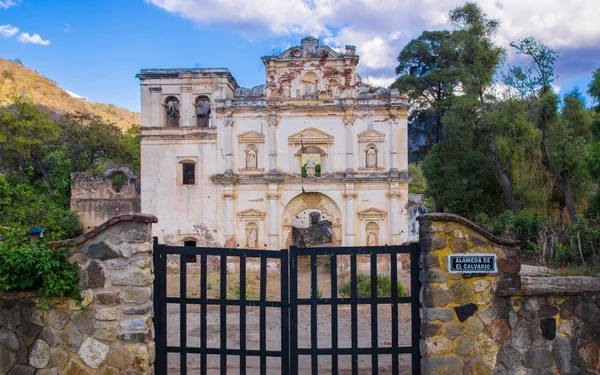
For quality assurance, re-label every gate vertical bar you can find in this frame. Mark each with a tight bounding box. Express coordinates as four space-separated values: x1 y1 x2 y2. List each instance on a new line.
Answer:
180 254 188 375
350 252 358 375
310 253 318 374
259 256 267 374
281 249 289 375
330 253 338 375
390 249 399 375
240 254 247 374
289 246 298 375
220 254 227 375
200 253 207 375
410 243 422 375
370 251 378 374
153 237 167 374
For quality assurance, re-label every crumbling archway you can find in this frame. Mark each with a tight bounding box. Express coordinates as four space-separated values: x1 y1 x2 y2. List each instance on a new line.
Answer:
282 192 342 247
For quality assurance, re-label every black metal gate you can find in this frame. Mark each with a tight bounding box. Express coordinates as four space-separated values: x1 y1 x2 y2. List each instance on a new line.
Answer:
153 239 420 375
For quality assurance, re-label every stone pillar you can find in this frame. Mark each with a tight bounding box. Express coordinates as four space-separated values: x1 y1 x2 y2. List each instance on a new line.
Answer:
388 183 402 244
343 185 357 246
223 189 235 238
0 215 158 375
389 118 399 175
398 115 408 172
180 86 192 128
150 87 162 127
268 114 278 174
417 213 521 375
267 184 280 250
224 117 233 173
344 118 354 176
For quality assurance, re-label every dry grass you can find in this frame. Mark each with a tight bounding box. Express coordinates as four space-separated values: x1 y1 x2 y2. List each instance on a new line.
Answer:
0 58 139 130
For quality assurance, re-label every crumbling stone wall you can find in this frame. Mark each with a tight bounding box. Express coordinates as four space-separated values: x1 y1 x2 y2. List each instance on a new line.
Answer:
0 214 157 375
495 278 600 374
71 167 141 231
418 213 600 374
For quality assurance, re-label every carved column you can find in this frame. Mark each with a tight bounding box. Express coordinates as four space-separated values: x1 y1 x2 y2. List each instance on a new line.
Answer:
343 184 357 246
181 86 192 128
398 115 408 173
224 117 233 173
150 87 162 127
389 118 399 176
344 118 355 176
267 184 280 250
268 113 278 174
388 183 401 244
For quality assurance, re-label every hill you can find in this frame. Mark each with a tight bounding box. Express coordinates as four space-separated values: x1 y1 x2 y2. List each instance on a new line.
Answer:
0 58 139 130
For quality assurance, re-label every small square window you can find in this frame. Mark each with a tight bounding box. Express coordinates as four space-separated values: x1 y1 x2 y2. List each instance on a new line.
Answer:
184 241 197 263
183 163 195 185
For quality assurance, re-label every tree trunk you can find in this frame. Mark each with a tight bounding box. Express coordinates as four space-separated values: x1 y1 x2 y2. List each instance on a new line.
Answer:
561 171 578 224
491 146 519 213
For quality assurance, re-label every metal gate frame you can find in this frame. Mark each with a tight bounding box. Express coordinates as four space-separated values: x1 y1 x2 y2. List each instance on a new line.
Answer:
153 239 421 375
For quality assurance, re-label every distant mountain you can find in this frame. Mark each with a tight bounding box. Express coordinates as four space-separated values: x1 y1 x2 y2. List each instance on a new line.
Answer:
0 58 139 130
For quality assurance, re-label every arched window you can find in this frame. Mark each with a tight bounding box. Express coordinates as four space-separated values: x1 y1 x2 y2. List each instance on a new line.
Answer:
165 96 180 127
195 96 211 128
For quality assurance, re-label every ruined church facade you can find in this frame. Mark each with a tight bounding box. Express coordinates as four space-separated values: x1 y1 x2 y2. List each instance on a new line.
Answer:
137 37 410 249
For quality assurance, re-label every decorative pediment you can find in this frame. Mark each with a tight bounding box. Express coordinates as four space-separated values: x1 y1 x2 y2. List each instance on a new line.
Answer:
237 209 266 219
358 129 385 143
277 37 341 60
238 130 265 144
288 127 334 145
358 208 387 219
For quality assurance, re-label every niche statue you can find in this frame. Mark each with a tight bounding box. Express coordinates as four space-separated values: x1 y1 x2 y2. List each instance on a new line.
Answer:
366 148 377 168
246 150 257 169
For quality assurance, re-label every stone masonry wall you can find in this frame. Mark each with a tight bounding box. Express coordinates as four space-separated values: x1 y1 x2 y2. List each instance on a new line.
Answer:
494 277 600 374
419 213 600 375
418 213 523 375
0 214 157 375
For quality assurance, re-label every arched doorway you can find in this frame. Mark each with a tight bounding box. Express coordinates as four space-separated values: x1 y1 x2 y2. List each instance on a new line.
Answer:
282 192 342 248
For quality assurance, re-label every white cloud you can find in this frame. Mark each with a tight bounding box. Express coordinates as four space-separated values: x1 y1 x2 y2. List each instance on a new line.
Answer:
148 0 600 81
63 24 71 33
17 32 50 46
65 90 88 101
362 76 396 88
0 24 18 38
0 0 20 9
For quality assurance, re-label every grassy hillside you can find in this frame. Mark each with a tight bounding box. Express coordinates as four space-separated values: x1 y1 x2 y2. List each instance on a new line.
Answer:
0 58 139 130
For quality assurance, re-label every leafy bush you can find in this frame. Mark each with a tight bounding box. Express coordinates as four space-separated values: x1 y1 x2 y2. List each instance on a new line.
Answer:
0 242 81 304
339 274 406 298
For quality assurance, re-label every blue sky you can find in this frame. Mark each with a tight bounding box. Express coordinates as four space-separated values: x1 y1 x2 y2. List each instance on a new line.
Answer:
1 0 598 112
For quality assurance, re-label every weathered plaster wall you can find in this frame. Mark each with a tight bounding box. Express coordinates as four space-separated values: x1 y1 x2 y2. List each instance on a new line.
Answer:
0 214 157 375
71 168 141 231
418 213 600 375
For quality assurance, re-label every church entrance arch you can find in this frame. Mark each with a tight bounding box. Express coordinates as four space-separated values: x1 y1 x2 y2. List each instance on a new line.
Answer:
282 192 342 247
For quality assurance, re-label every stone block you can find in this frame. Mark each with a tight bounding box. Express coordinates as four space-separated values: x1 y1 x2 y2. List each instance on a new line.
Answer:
491 319 510 343
496 259 520 274
121 288 151 304
466 316 484 336
450 281 474 305
424 289 452 308
0 327 20 350
496 345 521 370
111 267 151 287
7 364 35 375
87 261 106 289
52 325 82 352
425 308 454 322
559 297 578 319
420 270 447 284
62 359 94 375
50 348 69 370
0 344 17 374
424 337 452 355
117 331 149 343
471 236 485 246
93 321 118 342
449 238 468 252
131 345 150 371
97 365 118 375
511 321 547 349
16 322 42 347
432 236 446 250
477 306 497 325
47 309 70 330
522 348 553 370
424 355 463 375
538 303 559 318
29 339 50 368
78 337 109 369
476 287 493 306
0 305 21 330
552 338 572 375
123 305 152 315
574 300 600 323
421 254 440 269
454 336 472 356
454 303 478 322
446 323 465 340
96 292 121 306
71 311 93 334
473 279 490 293
105 342 134 369
85 242 119 260
475 334 499 370
578 343 600 374
105 258 129 270
422 322 441 337
95 308 118 321
22 306 44 327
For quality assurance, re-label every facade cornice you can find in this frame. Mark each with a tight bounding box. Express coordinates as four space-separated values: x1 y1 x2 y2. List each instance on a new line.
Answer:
212 172 409 185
